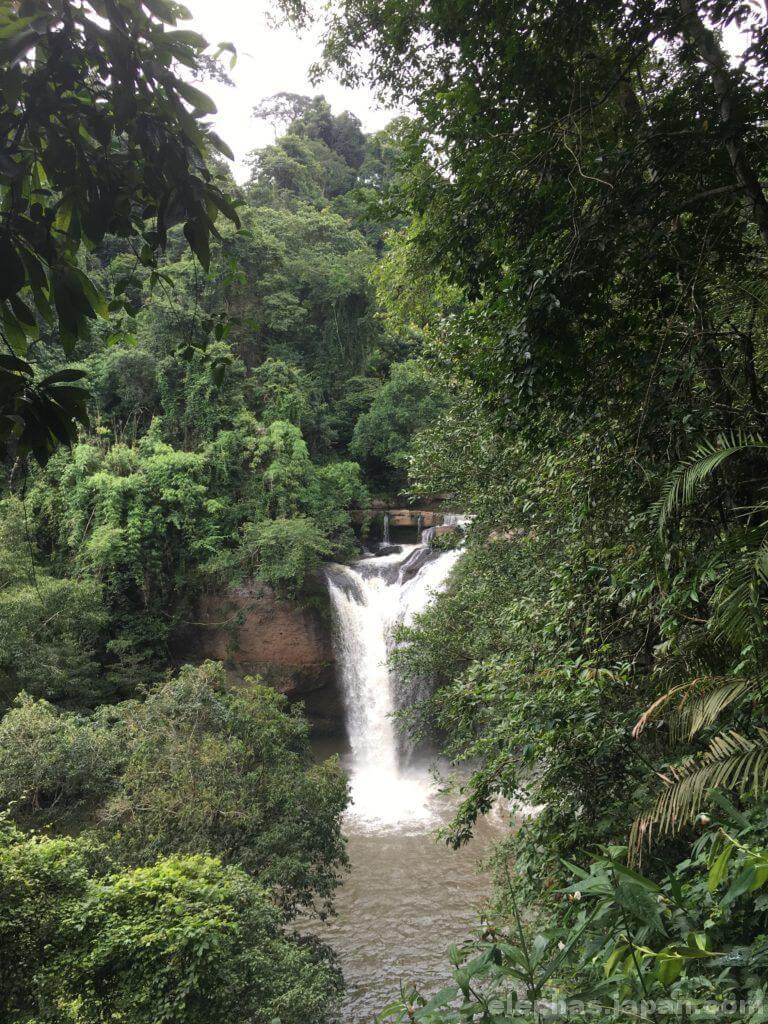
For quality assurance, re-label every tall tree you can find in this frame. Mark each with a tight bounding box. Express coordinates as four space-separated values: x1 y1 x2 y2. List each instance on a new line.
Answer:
310 1 768 432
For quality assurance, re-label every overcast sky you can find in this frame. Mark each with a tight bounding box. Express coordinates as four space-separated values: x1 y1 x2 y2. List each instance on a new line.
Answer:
185 0 396 182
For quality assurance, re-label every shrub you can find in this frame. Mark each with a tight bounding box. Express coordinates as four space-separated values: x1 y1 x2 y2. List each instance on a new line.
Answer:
0 694 126 816
103 662 348 917
0 821 341 1024
246 515 333 595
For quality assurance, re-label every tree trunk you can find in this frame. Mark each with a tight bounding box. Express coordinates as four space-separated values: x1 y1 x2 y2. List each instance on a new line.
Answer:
679 0 768 249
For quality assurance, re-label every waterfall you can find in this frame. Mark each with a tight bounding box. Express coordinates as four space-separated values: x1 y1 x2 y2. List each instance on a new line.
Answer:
325 542 462 829
421 512 470 547
382 512 391 544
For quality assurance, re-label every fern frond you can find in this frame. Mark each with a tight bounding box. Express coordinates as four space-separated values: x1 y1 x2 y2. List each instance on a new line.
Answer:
657 432 768 534
630 728 768 858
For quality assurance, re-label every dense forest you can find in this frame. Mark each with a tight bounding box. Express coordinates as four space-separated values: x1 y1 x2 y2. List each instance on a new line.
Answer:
3 0 768 1021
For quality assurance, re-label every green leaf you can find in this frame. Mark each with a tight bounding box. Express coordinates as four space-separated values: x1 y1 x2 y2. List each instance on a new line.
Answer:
561 859 590 880
175 79 217 115
1 306 27 354
206 188 240 226
8 295 38 338
164 28 207 49
72 269 109 318
40 368 87 385
609 861 660 893
658 955 683 987
0 352 32 374
604 945 627 977
0 235 26 299
708 790 751 828
213 40 237 69
421 986 458 1011
183 218 210 271
660 945 718 959
708 842 734 892
722 866 757 907
143 0 182 22
208 131 235 161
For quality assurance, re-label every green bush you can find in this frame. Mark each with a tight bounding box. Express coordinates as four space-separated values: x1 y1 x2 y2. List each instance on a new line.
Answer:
0 821 341 1024
0 663 349 920
350 360 448 489
247 515 333 595
0 694 125 816
102 661 349 918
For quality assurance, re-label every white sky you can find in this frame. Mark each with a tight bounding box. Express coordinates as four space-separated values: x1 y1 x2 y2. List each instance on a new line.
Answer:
185 0 396 182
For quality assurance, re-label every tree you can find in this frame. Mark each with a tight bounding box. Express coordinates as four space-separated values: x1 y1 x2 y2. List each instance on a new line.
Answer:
350 359 448 490
250 356 317 430
0 662 349 918
300 1 768 871
310 0 768 432
245 515 333 595
0 497 108 707
103 662 349 918
0 693 125 814
0 0 239 463
0 820 342 1024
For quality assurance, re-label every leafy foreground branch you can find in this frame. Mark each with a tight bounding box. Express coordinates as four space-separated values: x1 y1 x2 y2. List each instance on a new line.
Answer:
0 0 240 463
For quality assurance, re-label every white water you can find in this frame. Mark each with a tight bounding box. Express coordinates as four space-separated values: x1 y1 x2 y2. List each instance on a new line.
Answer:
325 543 462 830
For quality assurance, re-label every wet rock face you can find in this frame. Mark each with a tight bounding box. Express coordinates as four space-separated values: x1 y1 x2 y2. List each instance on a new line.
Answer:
195 582 345 736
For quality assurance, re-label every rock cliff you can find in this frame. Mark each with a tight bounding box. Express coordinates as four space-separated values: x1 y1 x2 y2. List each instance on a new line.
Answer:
195 581 344 736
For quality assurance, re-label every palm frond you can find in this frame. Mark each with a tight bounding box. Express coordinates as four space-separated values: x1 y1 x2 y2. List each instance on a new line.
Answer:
633 677 757 741
676 678 757 739
735 278 768 316
705 525 768 645
630 728 768 858
711 555 763 644
656 431 768 534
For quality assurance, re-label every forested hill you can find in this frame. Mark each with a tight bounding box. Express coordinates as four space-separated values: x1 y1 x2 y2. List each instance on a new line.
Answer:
0 95 445 709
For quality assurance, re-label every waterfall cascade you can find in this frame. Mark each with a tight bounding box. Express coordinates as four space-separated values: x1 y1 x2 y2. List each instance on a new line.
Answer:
325 539 463 830
420 512 467 547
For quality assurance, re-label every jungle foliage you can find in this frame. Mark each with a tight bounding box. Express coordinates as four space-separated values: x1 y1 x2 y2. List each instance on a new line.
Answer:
0 0 240 464
0 81 444 701
0 820 342 1024
289 0 768 1018
0 3 452 1018
9 0 768 1019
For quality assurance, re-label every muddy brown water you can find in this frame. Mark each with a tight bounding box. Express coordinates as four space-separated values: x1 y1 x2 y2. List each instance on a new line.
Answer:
309 744 506 1023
